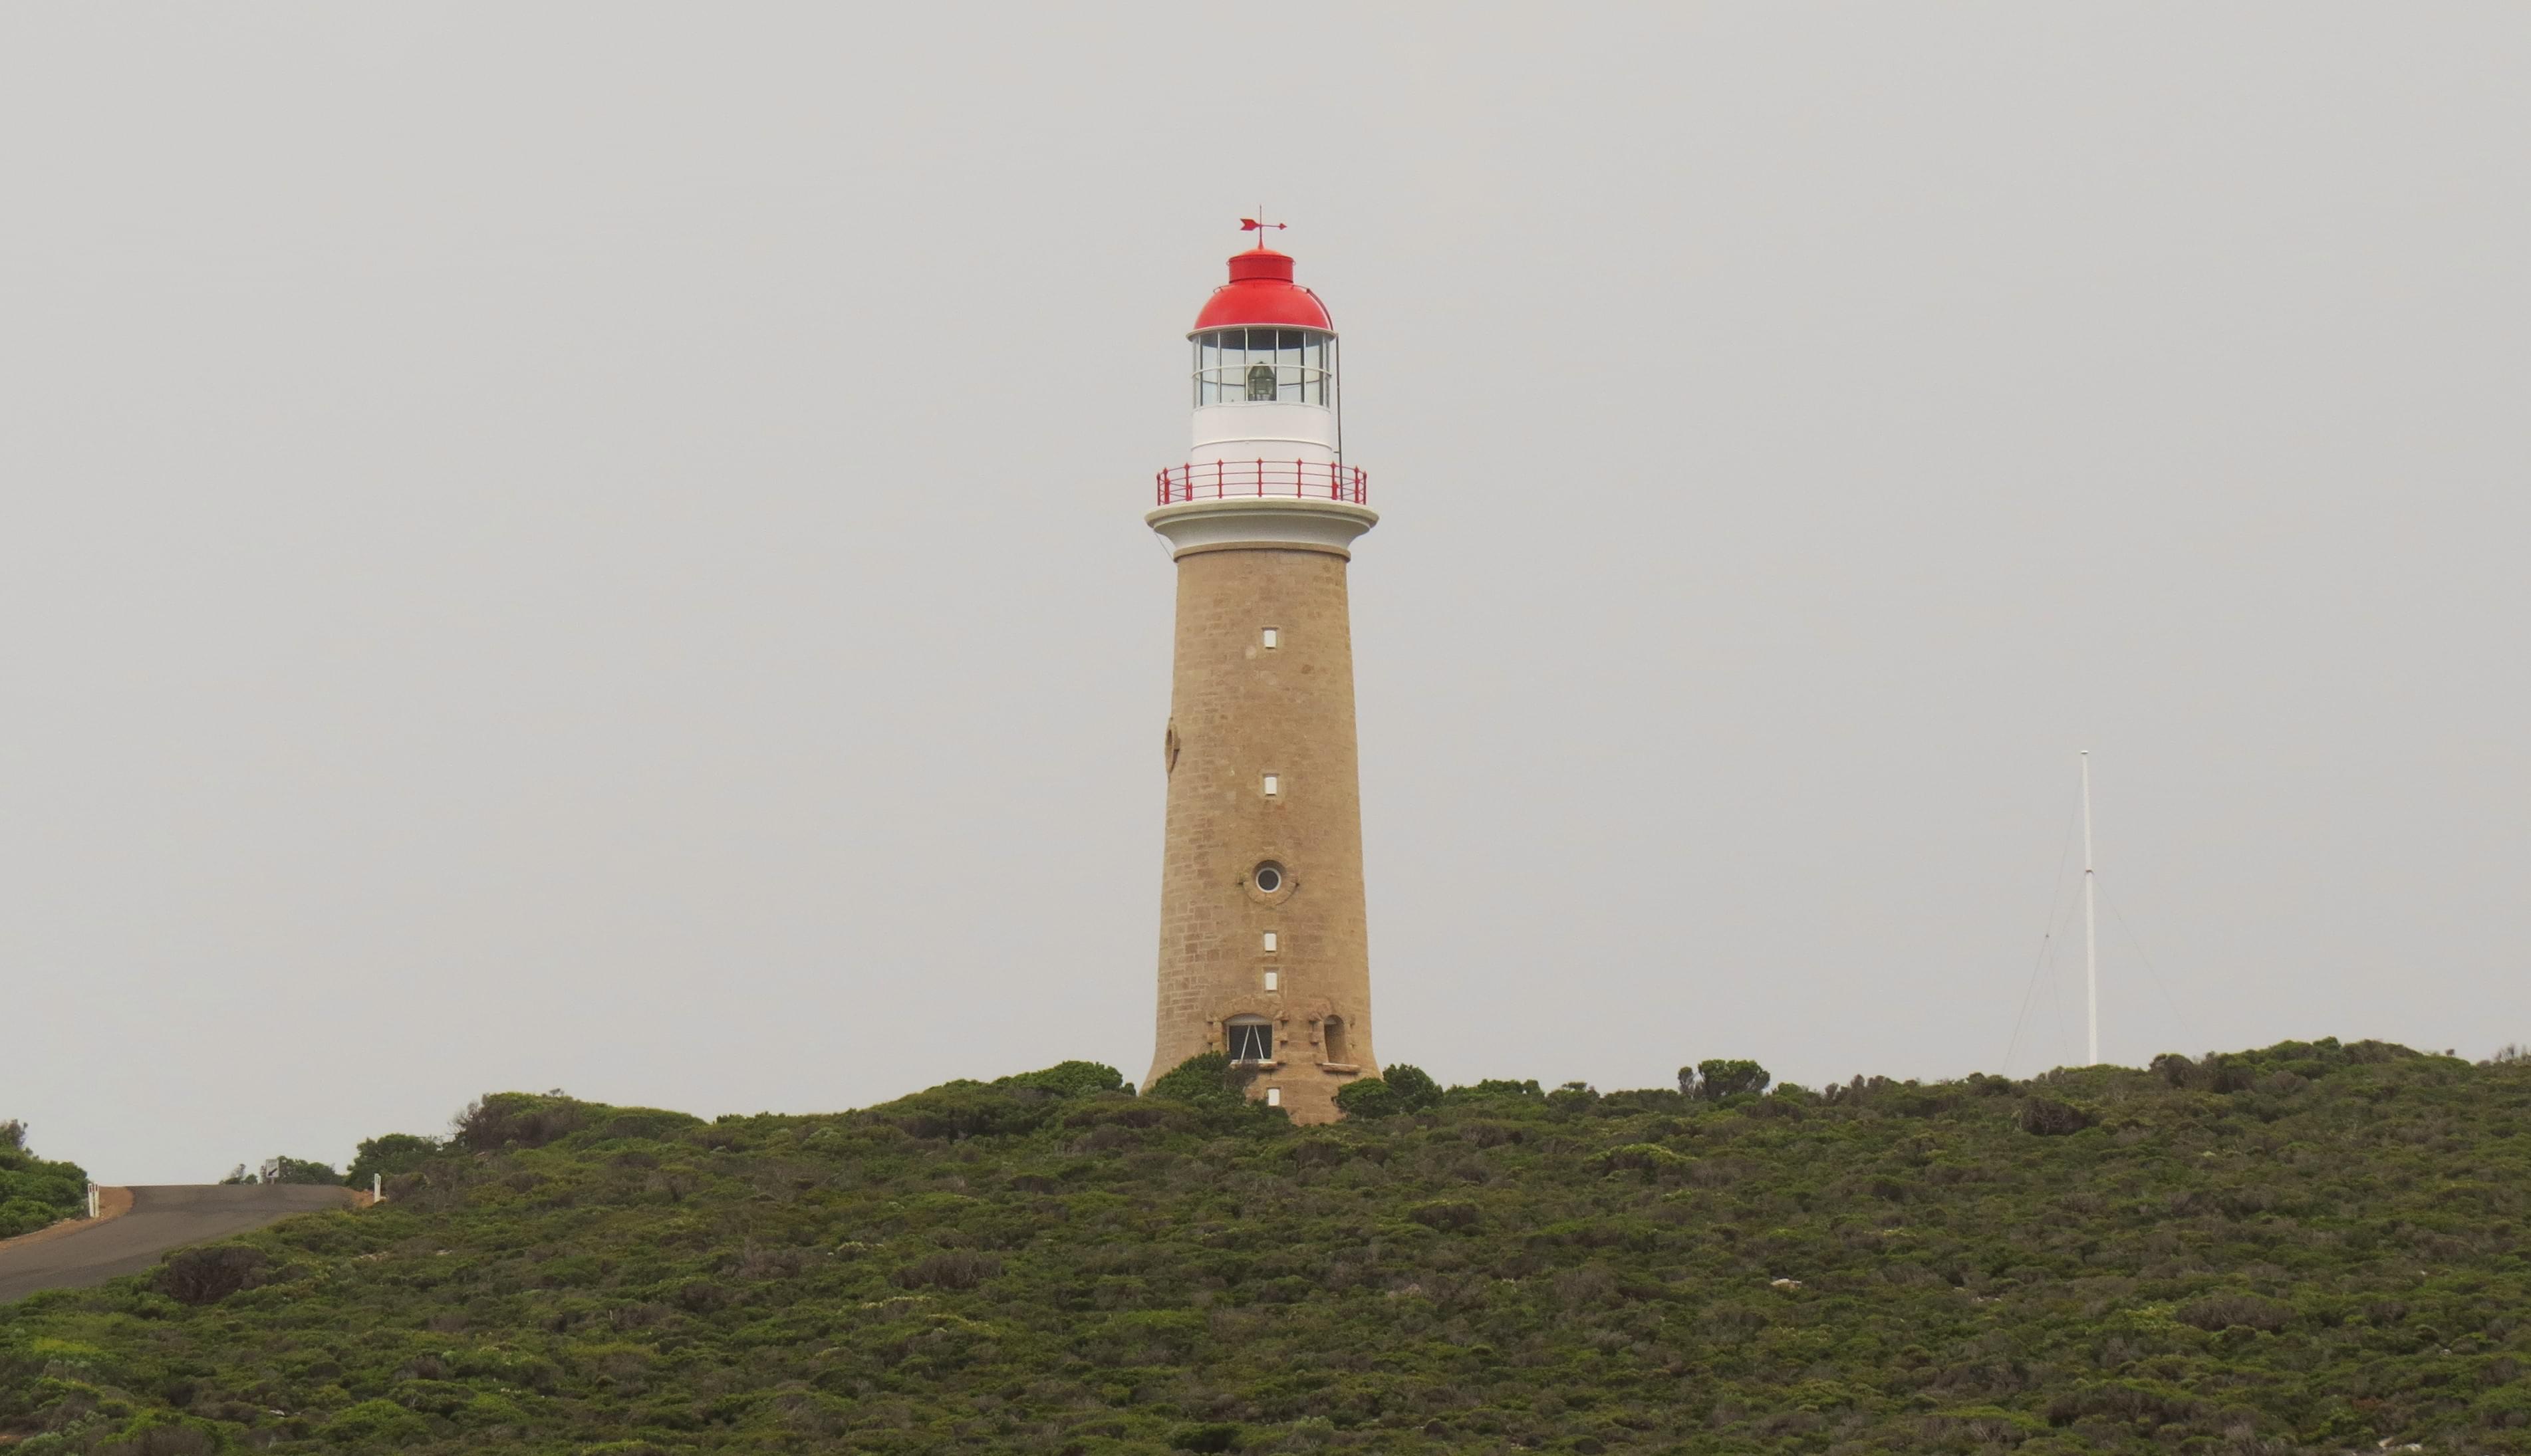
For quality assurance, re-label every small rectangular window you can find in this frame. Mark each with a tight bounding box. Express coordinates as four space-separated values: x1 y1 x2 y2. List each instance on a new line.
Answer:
1261 628 1279 649
1262 931 1277 953
1262 773 1279 797
1265 1087 1282 1108
1263 969 1279 992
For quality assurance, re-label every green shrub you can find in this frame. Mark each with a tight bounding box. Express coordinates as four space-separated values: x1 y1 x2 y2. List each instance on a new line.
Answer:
150 1244 270 1304
1408 1198 1484 1231
591 1107 702 1141
1146 1052 1254 1112
265 1154 338 1185
96 1412 223 1456
329 1398 430 1443
1599 1142 1690 1173
1333 1078 1401 1119
452 1092 589 1152
1696 1058 1772 1099
1547 1080 1600 1110
0 1122 87 1239
2018 1097 2096 1136
870 1082 1068 1140
343 1132 443 1187
1064 1095 1198 1134
1451 1077 1544 1102
1382 1062 1441 1111
995 1060 1129 1097
892 1250 1003 1290
2177 1292 2294 1332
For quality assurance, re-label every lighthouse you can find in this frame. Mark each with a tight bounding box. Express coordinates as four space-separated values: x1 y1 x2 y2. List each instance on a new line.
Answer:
1144 228 1379 1124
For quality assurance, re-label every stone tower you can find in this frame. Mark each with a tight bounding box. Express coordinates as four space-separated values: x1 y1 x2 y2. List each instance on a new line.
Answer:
1143 233 1379 1124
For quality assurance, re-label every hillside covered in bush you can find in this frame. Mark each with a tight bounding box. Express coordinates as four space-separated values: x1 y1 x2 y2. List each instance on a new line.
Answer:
4 1040 2530 1454
0 1121 88 1241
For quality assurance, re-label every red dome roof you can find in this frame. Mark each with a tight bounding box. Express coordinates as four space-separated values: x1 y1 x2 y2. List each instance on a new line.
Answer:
1192 248 1333 332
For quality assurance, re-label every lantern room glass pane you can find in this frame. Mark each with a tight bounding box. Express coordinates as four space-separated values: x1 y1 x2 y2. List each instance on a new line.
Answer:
1190 328 1336 408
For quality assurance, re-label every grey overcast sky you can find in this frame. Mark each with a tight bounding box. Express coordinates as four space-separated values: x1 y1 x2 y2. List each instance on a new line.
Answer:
4 5 2525 1182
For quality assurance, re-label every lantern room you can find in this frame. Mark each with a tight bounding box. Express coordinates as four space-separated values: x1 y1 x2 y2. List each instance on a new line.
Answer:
1184 247 1343 479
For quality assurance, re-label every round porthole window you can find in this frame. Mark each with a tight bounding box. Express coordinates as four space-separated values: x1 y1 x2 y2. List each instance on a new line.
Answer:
1252 862 1285 895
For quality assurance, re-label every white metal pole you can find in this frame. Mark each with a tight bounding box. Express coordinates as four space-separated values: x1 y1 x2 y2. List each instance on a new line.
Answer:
2081 750 2099 1066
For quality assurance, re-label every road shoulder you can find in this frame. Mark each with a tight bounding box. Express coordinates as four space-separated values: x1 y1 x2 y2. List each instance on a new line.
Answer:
0 1187 136 1255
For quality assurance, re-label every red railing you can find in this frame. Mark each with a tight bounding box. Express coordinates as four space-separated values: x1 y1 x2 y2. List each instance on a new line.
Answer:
1156 459 1369 506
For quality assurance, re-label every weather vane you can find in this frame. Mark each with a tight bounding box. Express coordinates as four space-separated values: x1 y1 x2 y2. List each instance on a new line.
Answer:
1239 213 1287 247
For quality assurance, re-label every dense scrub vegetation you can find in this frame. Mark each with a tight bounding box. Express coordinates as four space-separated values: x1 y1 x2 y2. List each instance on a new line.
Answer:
5 1040 2530 1454
0 1121 88 1241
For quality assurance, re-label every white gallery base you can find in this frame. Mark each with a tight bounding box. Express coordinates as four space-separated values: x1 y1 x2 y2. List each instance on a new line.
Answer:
1146 498 1379 560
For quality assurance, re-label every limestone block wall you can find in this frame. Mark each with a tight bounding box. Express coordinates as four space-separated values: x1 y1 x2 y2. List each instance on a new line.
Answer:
1146 543 1376 1124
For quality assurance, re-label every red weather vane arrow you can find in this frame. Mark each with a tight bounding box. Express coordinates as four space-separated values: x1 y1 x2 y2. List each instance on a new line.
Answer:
1240 217 1287 236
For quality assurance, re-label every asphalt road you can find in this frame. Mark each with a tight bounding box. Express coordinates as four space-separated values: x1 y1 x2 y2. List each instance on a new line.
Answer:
0 1185 355 1304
